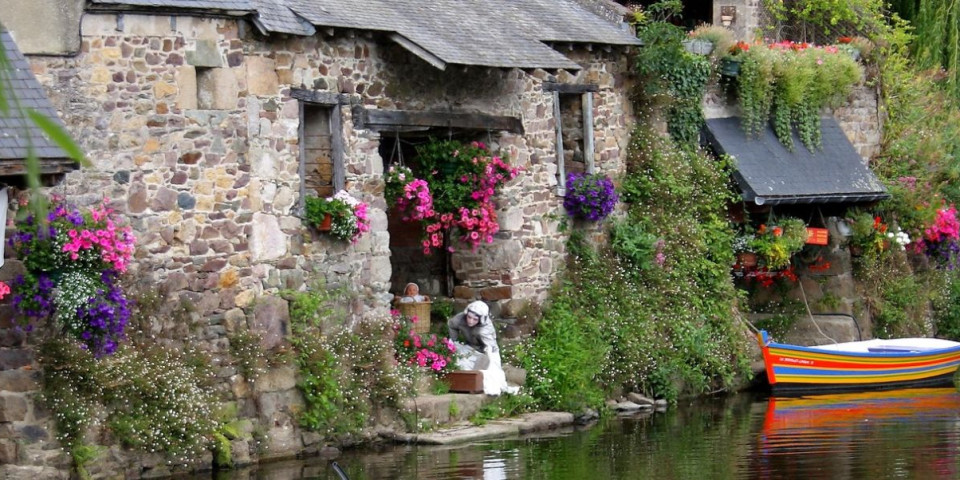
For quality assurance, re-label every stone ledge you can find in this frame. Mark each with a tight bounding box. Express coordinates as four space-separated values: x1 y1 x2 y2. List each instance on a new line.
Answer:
388 411 575 445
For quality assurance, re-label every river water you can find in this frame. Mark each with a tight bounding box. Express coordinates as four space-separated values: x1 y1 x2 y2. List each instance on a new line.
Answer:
218 388 960 480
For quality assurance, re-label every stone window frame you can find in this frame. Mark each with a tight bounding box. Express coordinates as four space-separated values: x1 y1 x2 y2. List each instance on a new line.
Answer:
544 82 598 195
292 89 347 214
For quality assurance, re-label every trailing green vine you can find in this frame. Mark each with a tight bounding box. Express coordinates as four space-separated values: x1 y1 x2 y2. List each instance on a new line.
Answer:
633 2 711 146
284 282 414 438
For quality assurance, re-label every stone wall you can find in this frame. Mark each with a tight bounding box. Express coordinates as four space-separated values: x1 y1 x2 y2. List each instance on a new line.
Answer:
0 11 636 476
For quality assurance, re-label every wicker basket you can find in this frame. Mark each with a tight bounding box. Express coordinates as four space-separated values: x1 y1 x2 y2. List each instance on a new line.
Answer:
397 301 432 334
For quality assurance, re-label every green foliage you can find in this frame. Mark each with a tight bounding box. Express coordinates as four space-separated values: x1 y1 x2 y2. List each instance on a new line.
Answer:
285 284 414 437
737 44 862 150
689 24 736 62
227 329 268 382
761 0 892 44
913 0 960 100
747 218 808 270
934 269 960 339
38 337 220 469
211 432 232 468
518 291 608 411
520 126 750 409
469 393 537 426
855 252 934 338
634 17 711 146
609 219 658 271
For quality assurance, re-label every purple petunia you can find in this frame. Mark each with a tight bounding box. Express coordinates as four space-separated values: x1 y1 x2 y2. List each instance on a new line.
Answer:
563 172 618 221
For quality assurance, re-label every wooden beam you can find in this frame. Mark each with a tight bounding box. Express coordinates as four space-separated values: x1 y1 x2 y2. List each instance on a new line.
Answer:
389 33 447 70
542 82 599 94
353 108 524 134
290 88 348 105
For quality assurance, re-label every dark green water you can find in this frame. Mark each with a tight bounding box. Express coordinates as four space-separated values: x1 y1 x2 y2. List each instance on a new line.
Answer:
217 388 960 479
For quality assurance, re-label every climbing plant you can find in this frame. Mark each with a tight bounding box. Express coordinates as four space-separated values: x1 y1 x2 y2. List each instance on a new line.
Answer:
633 2 711 146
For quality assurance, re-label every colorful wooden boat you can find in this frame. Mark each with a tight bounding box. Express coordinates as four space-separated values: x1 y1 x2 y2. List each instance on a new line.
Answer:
757 330 960 395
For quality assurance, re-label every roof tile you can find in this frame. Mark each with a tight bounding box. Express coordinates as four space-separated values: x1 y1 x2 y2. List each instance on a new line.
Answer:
0 30 72 161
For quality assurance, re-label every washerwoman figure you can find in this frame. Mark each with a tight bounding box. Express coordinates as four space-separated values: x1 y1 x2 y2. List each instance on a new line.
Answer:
447 300 519 395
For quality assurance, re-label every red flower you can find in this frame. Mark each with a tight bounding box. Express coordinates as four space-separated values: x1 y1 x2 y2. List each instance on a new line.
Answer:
772 226 783 237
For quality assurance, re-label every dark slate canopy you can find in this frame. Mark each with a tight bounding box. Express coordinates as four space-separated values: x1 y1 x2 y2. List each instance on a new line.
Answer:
0 29 76 174
89 0 641 70
703 117 889 206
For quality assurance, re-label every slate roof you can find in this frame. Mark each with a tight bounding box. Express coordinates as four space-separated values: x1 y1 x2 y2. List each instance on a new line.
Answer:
88 0 641 70
0 29 73 163
703 117 889 205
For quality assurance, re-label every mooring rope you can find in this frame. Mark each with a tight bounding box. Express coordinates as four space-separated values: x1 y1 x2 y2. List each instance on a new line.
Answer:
798 280 838 344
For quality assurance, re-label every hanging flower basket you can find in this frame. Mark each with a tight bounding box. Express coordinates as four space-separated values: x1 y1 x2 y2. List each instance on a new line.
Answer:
720 57 741 77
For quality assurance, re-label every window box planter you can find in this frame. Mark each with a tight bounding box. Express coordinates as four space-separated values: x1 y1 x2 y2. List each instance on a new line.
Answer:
683 39 714 55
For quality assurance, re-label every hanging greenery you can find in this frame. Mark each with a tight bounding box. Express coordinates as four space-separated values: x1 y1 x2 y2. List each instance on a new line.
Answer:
732 41 862 150
912 0 960 100
633 2 711 146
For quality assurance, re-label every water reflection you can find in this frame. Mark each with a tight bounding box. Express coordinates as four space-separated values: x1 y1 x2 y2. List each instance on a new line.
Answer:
209 389 960 480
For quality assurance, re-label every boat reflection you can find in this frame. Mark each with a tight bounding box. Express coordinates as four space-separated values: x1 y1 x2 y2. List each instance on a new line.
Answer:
756 388 960 479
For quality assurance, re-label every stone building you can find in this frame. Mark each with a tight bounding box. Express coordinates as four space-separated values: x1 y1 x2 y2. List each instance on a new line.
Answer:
1 0 640 318
0 0 639 474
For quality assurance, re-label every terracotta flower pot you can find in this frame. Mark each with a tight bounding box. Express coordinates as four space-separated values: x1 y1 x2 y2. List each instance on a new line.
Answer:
316 213 332 231
737 252 758 268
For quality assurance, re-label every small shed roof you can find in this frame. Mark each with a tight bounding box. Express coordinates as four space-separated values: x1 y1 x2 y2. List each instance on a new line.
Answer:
89 0 641 70
703 117 889 206
0 29 75 168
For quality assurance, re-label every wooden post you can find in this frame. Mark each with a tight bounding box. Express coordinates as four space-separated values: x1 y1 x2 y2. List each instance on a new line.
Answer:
331 105 345 192
297 101 306 214
582 92 595 174
553 90 565 194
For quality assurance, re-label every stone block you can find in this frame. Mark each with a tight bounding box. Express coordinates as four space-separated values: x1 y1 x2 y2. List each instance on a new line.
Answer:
246 56 279 96
3 0 83 55
250 294 289 350
175 66 198 110
480 286 513 301
254 365 297 393
0 393 28 422
0 438 17 464
0 349 33 370
250 213 288 262
452 286 475 300
0 369 40 392
197 67 238 110
186 39 223 67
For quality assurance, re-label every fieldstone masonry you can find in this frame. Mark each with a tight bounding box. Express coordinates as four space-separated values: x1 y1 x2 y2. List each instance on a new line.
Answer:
0 11 636 476
0 5 883 476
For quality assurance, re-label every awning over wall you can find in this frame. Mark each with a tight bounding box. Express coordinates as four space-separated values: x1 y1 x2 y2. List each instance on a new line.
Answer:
703 117 889 206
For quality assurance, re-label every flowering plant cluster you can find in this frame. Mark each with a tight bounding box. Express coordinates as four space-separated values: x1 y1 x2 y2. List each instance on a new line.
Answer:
8 198 135 355
385 139 520 254
563 172 618 221
304 190 370 243
912 206 960 264
744 265 799 288
391 310 456 375
746 218 808 270
385 165 435 222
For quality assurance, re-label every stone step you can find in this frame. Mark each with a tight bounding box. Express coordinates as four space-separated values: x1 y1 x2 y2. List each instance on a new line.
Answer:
389 412 575 445
399 393 491 429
